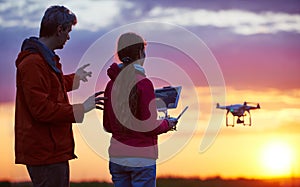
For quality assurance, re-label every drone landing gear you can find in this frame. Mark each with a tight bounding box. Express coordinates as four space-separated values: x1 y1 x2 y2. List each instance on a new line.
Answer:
241 111 252 126
226 111 235 127
226 112 252 127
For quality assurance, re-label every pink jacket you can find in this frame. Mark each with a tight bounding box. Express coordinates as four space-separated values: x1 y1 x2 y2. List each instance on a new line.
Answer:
103 63 171 159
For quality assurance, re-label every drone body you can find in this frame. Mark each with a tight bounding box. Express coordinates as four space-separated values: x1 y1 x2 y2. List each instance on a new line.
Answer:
216 102 260 127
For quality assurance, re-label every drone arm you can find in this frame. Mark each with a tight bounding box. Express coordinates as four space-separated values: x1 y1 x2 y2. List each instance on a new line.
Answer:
248 106 260 110
245 102 260 109
216 104 227 109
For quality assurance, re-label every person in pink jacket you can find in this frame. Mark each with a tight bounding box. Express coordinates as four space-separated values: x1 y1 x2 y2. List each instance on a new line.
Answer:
103 32 177 187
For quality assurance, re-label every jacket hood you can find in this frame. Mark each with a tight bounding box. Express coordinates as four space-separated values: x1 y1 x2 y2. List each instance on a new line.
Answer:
15 37 61 73
107 63 121 81
107 63 146 81
15 50 33 67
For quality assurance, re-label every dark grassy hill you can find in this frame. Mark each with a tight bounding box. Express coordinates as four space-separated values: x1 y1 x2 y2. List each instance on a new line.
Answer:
2 176 299 187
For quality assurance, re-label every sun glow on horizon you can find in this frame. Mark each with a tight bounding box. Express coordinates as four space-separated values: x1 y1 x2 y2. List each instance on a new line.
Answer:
261 141 294 178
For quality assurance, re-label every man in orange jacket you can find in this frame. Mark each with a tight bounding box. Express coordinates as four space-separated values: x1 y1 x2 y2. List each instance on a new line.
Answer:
14 5 104 187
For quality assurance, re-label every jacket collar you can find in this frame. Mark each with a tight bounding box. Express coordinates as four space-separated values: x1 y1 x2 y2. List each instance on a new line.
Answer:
118 63 145 74
20 36 61 73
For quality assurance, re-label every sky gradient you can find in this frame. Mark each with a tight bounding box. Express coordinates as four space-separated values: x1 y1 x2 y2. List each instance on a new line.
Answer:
0 0 300 182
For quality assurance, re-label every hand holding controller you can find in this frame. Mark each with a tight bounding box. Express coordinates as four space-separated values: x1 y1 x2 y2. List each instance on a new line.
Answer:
167 117 178 130
166 106 188 131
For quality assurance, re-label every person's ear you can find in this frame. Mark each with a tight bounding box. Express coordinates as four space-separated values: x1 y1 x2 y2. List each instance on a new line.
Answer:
56 25 63 36
139 49 145 59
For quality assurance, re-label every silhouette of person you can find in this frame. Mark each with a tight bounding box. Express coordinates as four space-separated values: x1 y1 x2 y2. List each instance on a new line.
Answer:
103 32 177 187
14 5 105 187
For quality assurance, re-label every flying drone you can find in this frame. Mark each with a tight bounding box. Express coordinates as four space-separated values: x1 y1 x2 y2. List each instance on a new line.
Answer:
216 102 260 127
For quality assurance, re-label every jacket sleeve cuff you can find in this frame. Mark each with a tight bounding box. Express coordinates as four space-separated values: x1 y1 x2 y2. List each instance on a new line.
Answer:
73 104 85 123
72 74 81 90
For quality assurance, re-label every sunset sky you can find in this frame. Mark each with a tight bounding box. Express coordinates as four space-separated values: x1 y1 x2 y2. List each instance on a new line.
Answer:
0 0 300 182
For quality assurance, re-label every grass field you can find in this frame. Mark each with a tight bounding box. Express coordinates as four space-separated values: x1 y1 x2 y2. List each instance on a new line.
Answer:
1 177 299 187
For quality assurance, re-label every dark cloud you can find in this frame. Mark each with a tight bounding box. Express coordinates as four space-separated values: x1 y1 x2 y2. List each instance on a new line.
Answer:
127 0 300 13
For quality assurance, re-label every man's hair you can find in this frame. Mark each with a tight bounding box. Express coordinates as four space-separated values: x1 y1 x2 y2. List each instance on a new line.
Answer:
39 5 77 37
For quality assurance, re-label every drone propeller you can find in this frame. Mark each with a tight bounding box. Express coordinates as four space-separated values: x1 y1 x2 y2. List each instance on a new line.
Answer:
244 101 260 108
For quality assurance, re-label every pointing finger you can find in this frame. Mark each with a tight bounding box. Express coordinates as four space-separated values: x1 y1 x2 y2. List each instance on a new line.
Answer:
80 64 90 69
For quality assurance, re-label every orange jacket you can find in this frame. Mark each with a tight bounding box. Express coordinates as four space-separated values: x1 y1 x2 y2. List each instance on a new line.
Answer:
15 50 84 165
